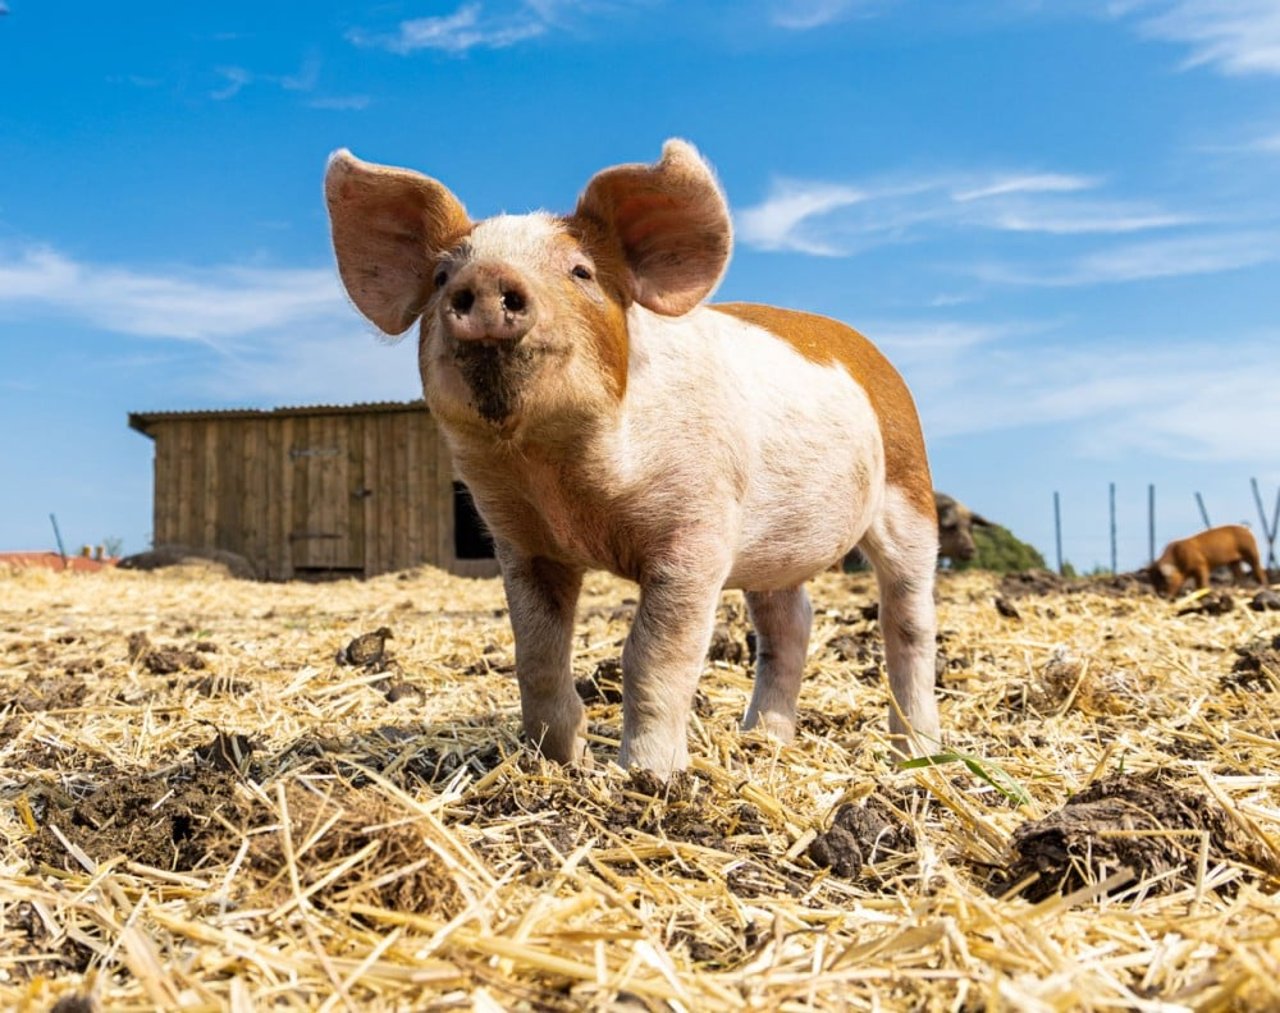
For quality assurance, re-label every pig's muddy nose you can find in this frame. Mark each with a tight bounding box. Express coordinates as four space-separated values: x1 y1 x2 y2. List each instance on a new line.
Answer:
442 263 538 343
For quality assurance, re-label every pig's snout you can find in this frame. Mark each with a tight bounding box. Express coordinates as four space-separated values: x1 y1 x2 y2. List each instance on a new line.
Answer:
441 262 538 343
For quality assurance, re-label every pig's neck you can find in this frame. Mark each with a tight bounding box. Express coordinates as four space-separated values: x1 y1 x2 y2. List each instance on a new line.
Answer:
441 305 720 577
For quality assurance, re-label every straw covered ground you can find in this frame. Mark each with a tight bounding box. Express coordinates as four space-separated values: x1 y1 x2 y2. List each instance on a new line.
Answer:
2 562 1278 1010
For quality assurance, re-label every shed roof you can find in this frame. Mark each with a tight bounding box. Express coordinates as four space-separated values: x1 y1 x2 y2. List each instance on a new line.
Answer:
128 400 428 438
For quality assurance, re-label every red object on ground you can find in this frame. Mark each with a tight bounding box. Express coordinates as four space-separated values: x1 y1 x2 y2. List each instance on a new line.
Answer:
0 552 119 573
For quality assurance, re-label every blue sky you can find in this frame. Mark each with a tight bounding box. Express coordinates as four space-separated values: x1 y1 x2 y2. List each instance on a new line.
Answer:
2 0 1278 570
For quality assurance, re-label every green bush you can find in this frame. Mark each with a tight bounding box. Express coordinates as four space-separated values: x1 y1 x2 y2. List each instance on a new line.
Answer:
951 523 1046 573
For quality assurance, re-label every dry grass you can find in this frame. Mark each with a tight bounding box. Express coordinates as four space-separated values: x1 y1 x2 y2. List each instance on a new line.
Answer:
2 562 1278 1010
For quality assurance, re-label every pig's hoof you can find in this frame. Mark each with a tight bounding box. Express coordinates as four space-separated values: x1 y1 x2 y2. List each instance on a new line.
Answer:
742 710 797 744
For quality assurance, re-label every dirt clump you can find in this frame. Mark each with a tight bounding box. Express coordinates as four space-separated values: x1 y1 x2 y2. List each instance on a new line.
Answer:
246 782 465 918
336 626 393 669
126 630 206 674
25 768 247 873
707 623 748 665
994 596 1021 620
1002 769 1256 902
1222 636 1280 692
1000 569 1068 598
1176 589 1235 616
7 672 87 712
1249 589 1280 611
576 657 624 704
193 729 257 773
808 793 916 880
118 544 257 580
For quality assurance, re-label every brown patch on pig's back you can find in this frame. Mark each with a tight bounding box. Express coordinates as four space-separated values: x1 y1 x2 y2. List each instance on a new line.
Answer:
711 303 934 517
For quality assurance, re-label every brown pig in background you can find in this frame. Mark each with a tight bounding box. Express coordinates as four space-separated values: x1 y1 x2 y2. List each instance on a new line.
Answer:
1150 524 1268 598
325 140 942 776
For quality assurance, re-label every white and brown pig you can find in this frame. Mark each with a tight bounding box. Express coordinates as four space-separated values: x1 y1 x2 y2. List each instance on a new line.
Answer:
1150 524 1268 599
325 140 941 776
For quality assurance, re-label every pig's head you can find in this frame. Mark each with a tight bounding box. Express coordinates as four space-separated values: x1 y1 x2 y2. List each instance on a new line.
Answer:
325 140 732 435
935 493 992 563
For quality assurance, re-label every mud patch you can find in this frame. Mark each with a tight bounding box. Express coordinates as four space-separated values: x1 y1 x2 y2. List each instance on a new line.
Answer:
1001 769 1256 901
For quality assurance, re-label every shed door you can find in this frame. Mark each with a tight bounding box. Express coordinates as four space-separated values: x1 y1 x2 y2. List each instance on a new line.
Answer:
289 421 361 571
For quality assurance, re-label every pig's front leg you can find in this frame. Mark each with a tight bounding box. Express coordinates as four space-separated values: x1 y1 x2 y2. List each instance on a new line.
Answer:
619 560 728 777
499 548 587 764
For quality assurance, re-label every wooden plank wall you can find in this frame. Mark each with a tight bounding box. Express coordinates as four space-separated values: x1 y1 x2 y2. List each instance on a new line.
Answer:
145 407 498 579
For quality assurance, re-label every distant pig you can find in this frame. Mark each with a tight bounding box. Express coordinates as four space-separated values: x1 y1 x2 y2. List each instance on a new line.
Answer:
935 492 993 564
325 140 941 776
1150 525 1268 599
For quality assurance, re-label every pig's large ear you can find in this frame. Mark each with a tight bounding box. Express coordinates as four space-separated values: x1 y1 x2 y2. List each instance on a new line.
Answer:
325 150 471 336
575 139 731 316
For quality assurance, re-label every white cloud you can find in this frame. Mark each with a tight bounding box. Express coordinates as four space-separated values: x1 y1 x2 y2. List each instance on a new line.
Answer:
308 95 372 111
348 2 548 54
1115 0 1280 76
879 315 1280 466
973 230 1278 285
735 180 866 255
772 0 864 30
735 168 1189 256
952 173 1097 202
0 246 347 344
0 244 420 406
210 56 323 101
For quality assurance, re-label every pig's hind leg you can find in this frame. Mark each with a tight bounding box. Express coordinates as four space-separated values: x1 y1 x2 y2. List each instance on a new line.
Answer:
500 549 588 765
858 492 942 757
742 587 812 742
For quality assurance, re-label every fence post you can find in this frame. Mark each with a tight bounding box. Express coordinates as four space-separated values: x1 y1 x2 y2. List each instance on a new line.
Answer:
1054 491 1064 575
1109 482 1117 574
1251 478 1280 569
1195 492 1211 530
1148 484 1156 563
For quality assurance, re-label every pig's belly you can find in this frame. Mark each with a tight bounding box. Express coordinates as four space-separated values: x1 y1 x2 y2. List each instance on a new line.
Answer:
725 464 882 591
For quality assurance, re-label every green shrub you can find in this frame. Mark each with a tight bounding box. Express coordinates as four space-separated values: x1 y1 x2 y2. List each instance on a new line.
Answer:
952 523 1046 573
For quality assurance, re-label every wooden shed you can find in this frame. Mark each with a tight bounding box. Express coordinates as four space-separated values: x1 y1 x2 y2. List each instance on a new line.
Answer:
128 401 499 580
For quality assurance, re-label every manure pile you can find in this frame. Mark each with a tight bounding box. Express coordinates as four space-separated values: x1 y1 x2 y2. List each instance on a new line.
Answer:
2 564 1278 1010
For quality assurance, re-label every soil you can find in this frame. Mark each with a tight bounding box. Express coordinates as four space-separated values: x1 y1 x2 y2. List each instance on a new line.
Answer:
1000 768 1258 902
808 793 918 880
1223 636 1280 692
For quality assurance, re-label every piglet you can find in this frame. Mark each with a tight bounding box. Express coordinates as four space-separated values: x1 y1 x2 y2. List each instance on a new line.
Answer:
1150 524 1268 598
325 140 941 776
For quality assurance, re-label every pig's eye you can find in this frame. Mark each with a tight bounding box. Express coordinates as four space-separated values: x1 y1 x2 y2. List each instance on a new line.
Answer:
433 269 448 288
571 264 593 281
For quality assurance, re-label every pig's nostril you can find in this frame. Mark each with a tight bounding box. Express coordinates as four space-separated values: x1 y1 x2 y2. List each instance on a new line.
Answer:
502 290 527 314
450 288 475 315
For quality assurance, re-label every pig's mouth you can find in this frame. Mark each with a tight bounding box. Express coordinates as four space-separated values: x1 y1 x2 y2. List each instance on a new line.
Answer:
451 337 541 425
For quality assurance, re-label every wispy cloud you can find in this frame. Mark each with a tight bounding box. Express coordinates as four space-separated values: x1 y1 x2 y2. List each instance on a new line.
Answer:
1114 0 1280 76
0 246 346 344
771 0 882 30
0 244 422 405
879 314 1280 465
211 56 321 101
972 230 1278 285
307 95 372 111
735 180 866 255
735 168 1190 256
952 173 1097 202
349 1 549 54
